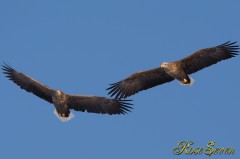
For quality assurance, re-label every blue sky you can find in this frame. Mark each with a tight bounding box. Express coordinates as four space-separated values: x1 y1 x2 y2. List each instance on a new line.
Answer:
0 0 239 159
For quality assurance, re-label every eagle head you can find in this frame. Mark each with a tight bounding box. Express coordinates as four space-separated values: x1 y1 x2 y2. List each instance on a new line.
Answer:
54 90 62 97
161 62 169 68
52 90 65 100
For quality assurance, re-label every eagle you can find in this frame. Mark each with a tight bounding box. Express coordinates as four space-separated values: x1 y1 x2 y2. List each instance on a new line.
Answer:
2 64 132 122
107 41 239 99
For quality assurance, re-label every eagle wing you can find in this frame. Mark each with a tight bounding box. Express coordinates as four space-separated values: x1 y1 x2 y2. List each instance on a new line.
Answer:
2 64 53 103
107 68 174 99
67 95 132 114
178 41 239 75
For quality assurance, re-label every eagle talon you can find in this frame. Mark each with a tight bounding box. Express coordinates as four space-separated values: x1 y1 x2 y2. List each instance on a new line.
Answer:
54 110 75 122
182 78 188 84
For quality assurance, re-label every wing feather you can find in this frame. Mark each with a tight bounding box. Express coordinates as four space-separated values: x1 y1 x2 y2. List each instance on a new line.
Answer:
107 68 174 99
2 64 53 103
67 95 133 115
179 41 239 74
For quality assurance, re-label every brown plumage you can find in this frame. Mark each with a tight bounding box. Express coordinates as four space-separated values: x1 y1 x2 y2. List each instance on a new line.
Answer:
2 64 132 121
107 41 239 99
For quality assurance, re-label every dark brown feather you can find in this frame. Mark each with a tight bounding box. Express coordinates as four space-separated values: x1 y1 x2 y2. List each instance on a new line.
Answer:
67 95 132 114
2 64 53 103
107 68 174 99
178 41 239 74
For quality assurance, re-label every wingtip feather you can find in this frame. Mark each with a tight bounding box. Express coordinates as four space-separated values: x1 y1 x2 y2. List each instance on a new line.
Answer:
116 99 133 114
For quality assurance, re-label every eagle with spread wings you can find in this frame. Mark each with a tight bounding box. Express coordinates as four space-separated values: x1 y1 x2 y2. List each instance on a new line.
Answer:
2 64 132 122
107 41 239 99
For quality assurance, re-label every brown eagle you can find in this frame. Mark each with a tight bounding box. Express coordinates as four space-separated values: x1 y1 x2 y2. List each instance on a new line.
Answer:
107 41 239 99
2 64 132 122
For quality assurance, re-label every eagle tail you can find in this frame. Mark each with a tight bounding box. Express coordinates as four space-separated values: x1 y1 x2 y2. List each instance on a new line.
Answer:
179 76 195 87
53 109 75 122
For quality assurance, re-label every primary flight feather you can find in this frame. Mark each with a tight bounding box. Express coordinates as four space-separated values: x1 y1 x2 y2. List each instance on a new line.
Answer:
2 64 132 122
107 41 239 99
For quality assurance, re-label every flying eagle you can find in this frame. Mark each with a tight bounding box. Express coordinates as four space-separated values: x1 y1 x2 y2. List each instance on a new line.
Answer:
2 64 132 122
107 41 239 99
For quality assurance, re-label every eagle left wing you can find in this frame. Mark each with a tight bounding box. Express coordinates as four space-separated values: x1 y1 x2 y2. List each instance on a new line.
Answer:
178 41 239 75
67 95 132 115
2 64 53 103
107 68 174 99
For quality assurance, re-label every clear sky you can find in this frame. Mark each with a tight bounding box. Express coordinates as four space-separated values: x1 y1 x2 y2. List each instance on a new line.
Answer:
0 0 239 159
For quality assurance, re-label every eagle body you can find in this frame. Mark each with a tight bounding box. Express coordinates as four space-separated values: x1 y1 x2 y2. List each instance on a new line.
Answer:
52 90 70 117
107 41 239 99
161 62 191 85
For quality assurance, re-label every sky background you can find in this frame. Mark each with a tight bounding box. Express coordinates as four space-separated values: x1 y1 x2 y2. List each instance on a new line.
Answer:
0 0 239 159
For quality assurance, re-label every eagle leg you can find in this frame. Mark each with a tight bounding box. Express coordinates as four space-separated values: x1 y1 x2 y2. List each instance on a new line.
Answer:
53 109 75 122
179 76 195 87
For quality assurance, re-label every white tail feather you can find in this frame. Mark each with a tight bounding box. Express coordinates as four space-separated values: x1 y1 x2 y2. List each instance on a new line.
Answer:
53 109 75 122
179 76 195 87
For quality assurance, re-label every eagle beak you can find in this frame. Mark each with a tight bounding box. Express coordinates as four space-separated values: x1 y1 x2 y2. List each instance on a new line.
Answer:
161 64 164 68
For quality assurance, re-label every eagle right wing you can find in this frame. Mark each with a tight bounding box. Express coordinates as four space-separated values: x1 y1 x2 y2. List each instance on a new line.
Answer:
107 67 174 99
178 41 239 75
67 95 132 115
2 64 53 103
